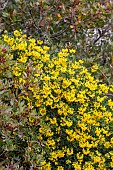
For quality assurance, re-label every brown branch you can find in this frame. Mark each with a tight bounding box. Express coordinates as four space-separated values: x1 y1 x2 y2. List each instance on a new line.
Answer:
106 93 113 97
93 21 113 44
50 25 69 38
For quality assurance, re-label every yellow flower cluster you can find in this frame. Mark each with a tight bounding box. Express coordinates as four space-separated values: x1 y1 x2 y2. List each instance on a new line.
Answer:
2 30 113 170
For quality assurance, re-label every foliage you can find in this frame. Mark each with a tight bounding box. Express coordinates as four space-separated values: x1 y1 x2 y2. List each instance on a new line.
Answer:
0 31 113 169
0 0 113 83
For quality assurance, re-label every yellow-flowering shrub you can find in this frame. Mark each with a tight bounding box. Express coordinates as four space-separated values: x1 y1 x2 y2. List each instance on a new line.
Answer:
1 30 113 169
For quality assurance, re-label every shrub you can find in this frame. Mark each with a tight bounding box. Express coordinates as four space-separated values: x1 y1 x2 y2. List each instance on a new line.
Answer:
0 30 113 169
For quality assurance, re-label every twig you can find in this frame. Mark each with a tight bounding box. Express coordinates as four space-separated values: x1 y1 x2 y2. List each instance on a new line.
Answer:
50 25 69 38
106 93 113 97
93 21 113 44
98 68 110 85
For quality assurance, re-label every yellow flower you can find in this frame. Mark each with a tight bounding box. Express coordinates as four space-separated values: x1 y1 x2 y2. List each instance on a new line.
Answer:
66 159 71 164
62 48 68 53
57 150 65 158
108 99 113 109
39 107 46 116
77 152 84 160
29 118 34 123
99 84 108 94
50 151 57 160
43 45 50 51
91 64 98 72
72 162 81 170
57 166 64 170
110 162 113 168
44 162 51 170
69 49 76 53
18 56 27 63
66 120 73 127
13 70 21 76
46 139 55 147
66 129 73 135
12 65 21 76
104 142 110 148
41 160 46 166
110 137 113 144
14 30 22 36
7 37 14 46
109 85 113 92
67 148 73 156
37 40 43 45
19 78 25 84
46 98 53 106
50 118 57 125
62 79 71 89
46 130 54 137
82 148 90 155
